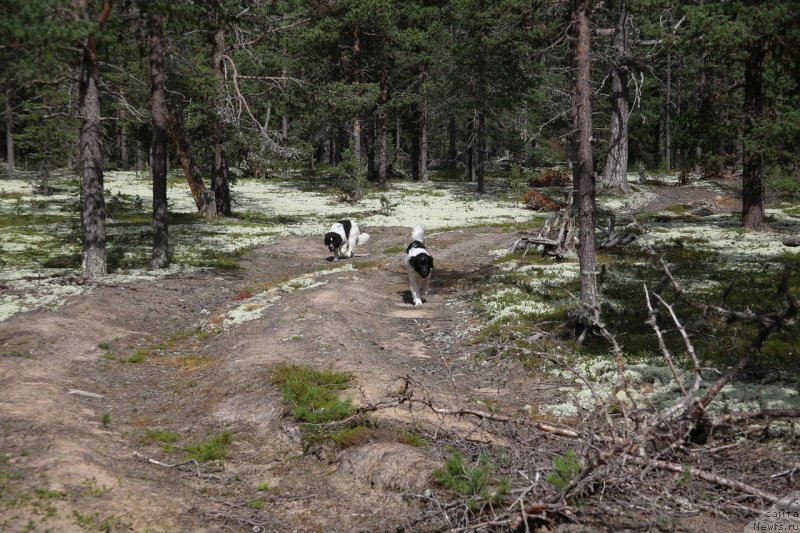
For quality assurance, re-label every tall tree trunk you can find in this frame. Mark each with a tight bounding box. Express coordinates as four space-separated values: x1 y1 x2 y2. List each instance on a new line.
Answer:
742 41 765 229
116 85 128 170
376 108 388 187
366 115 376 179
601 5 631 192
210 3 231 216
395 114 401 155
448 115 456 171
329 127 335 165
281 112 289 178
477 27 487 193
78 0 111 280
573 0 597 309
467 145 474 182
665 49 672 172
411 114 420 181
419 98 428 182
149 11 169 269
351 27 362 162
167 105 216 218
5 91 15 175
476 110 486 192
376 60 389 187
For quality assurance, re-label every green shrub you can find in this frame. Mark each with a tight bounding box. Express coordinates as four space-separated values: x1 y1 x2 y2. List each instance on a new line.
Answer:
546 450 583 491
434 448 509 510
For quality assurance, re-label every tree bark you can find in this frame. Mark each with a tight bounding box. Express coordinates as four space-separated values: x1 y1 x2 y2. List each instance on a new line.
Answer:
410 113 420 181
601 5 631 192
210 2 231 216
167 105 216 218
448 115 456 171
148 11 169 269
5 92 14 175
476 27 487 193
573 0 597 308
78 0 111 280
477 110 486 192
419 98 428 182
742 41 765 229
376 62 389 188
665 49 672 172
281 112 289 178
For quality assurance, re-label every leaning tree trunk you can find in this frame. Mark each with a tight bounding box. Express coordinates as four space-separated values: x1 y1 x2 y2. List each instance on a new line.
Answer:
573 0 597 309
5 91 14 175
742 41 765 229
167 104 216 218
601 6 631 192
210 5 231 216
149 11 169 269
78 0 111 280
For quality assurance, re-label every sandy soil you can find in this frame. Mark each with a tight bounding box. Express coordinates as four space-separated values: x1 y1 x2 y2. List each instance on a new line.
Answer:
1 223 554 532
0 180 794 532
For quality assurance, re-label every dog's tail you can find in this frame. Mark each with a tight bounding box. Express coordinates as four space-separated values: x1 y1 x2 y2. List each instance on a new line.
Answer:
357 233 370 245
411 226 425 243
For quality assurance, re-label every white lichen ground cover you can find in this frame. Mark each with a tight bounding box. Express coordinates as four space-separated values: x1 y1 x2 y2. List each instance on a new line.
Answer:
477 179 800 424
0 171 536 321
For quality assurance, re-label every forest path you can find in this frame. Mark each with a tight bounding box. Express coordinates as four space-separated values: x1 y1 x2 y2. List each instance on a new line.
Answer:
0 224 538 532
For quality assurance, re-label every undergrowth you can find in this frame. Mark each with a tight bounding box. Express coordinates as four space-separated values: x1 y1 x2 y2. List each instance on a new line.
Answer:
434 448 510 512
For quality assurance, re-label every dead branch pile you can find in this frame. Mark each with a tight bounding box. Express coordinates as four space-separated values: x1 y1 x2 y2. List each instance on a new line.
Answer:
508 201 577 259
597 213 639 248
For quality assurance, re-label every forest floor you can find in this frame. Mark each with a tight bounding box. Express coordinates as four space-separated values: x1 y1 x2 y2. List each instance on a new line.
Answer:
1 174 799 532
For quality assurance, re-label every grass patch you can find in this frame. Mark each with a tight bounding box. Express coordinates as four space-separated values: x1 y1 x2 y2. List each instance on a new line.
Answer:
383 244 405 254
174 354 212 368
186 431 232 462
270 364 354 423
124 348 148 364
352 259 384 270
247 498 265 510
144 428 179 444
100 412 112 427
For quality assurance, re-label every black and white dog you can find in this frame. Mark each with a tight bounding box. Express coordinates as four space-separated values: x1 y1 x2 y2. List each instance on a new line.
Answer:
403 226 433 306
324 219 370 260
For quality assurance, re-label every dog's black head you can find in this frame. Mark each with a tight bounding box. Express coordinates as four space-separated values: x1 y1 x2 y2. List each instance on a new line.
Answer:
409 253 433 279
324 232 343 252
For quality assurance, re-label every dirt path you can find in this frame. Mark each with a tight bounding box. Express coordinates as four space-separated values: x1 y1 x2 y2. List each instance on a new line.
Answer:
0 225 539 532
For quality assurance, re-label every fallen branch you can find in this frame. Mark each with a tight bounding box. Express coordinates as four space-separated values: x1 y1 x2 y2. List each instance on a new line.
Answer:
133 451 200 476
713 408 800 426
67 389 104 400
626 455 779 503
